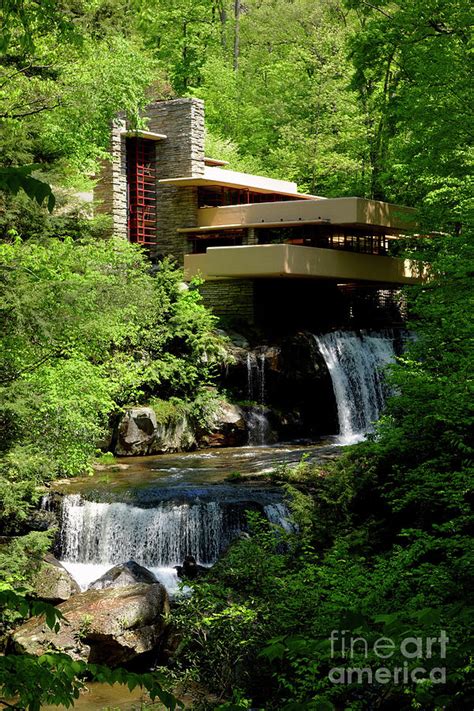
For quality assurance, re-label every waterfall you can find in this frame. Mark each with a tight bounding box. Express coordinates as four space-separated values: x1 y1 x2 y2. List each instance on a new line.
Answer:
246 352 266 402
246 352 254 400
246 408 272 446
264 503 295 533
60 496 242 567
58 494 291 591
314 331 395 445
259 353 266 404
245 351 271 445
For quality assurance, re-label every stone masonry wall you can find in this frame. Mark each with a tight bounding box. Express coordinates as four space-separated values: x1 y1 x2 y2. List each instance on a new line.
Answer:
94 117 127 238
199 280 256 322
147 98 205 262
93 99 205 260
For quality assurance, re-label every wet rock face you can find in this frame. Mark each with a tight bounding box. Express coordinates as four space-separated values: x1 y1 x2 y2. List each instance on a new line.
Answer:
12 582 170 666
267 332 338 437
220 330 338 438
30 553 80 604
175 555 207 580
116 407 196 456
89 561 158 590
197 401 247 448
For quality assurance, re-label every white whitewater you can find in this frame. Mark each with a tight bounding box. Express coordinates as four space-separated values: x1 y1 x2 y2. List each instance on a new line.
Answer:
264 503 295 533
314 331 395 445
246 408 272 447
59 494 291 592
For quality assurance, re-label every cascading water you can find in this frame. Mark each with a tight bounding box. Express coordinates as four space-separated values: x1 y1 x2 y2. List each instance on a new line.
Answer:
246 352 254 400
314 331 396 445
246 408 272 446
264 503 295 534
245 352 271 445
58 493 291 593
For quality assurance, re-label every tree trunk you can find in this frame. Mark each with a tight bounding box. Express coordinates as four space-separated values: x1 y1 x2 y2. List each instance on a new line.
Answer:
233 0 240 71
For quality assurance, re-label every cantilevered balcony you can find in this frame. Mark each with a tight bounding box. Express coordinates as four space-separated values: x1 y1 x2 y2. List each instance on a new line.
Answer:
184 244 427 285
185 197 416 234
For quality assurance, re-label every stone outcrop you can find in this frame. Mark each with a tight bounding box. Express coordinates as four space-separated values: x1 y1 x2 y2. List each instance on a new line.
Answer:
198 401 247 448
219 330 338 439
175 555 207 580
30 553 80 604
116 401 250 454
12 582 170 666
116 407 196 456
89 561 158 590
112 329 338 454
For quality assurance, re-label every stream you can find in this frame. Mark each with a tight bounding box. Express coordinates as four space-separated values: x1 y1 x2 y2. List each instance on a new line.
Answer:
39 330 398 709
50 441 340 596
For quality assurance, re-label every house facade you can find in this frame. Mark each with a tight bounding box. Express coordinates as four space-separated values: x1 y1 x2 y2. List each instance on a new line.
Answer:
95 98 424 327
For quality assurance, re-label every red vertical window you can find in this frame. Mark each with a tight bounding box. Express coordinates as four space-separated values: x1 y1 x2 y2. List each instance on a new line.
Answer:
126 138 157 245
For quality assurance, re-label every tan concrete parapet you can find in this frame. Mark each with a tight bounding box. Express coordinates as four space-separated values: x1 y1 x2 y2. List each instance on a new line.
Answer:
120 129 167 141
184 244 427 285
195 197 416 232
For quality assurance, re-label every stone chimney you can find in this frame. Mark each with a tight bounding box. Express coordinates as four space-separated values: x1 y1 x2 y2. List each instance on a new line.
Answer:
94 98 205 262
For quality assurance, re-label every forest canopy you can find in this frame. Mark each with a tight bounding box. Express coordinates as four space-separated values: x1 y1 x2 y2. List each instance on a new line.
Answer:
0 0 472 709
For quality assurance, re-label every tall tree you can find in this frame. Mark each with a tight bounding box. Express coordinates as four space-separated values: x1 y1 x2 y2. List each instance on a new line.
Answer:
346 0 473 222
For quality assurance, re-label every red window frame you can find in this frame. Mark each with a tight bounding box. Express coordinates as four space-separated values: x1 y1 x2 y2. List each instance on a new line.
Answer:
126 138 157 245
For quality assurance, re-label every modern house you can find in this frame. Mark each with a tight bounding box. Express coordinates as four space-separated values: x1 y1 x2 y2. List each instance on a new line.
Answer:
95 98 425 327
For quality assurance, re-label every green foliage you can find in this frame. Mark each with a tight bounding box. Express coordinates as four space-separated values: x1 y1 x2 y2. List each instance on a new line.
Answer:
345 0 473 216
0 586 181 710
193 3 367 196
0 531 53 591
0 165 55 211
0 0 159 215
0 237 225 541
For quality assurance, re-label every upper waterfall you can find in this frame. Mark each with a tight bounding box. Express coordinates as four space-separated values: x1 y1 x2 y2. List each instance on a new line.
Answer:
245 351 271 445
314 331 396 444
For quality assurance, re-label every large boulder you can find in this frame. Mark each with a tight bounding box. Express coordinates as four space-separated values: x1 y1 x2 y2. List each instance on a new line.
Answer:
154 416 196 453
116 407 157 455
30 553 80 604
116 407 196 456
89 561 158 590
198 401 247 448
116 406 158 455
12 582 170 666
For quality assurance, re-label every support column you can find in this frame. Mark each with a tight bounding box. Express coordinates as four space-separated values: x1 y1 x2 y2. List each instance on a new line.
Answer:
244 227 258 245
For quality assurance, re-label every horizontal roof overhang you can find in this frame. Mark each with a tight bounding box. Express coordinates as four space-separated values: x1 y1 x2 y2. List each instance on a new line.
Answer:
192 197 416 233
184 244 427 285
120 129 167 141
159 166 319 199
204 156 229 166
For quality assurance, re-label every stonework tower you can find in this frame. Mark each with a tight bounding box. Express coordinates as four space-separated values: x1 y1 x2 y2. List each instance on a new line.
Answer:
94 116 128 239
148 98 205 260
94 98 205 263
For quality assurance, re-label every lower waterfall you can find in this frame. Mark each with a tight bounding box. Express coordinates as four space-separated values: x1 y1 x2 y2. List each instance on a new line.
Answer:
58 493 291 593
314 331 396 444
